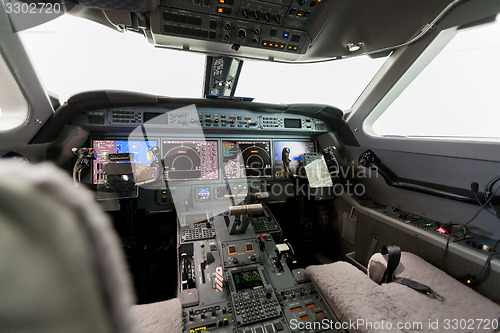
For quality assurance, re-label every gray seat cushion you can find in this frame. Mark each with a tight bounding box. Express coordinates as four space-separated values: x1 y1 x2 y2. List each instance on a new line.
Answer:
0 161 182 333
132 299 183 333
0 161 126 332
306 254 500 333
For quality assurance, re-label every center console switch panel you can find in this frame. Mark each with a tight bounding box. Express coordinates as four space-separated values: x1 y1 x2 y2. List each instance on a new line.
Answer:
183 301 235 332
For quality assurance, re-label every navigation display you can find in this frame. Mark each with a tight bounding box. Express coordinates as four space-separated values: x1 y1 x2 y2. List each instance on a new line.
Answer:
223 141 272 179
162 140 218 181
274 141 315 178
232 269 264 292
93 139 158 184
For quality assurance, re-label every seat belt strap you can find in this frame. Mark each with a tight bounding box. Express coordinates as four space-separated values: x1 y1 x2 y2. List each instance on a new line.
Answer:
379 245 444 301
380 245 401 283
394 277 444 301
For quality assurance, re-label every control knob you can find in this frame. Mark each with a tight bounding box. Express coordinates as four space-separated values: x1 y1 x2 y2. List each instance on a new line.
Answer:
266 291 272 299
237 29 246 39
231 257 239 264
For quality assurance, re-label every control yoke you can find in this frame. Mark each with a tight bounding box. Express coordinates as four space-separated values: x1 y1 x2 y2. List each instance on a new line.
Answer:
226 203 263 235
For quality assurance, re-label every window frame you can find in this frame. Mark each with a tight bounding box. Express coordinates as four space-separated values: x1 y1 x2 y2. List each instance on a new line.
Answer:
346 21 500 163
0 51 30 132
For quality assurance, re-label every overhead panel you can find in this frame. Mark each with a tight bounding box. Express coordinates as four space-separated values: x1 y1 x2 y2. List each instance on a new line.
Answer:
151 0 326 60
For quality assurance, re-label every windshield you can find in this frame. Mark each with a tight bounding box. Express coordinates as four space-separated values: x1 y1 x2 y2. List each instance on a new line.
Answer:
20 14 387 110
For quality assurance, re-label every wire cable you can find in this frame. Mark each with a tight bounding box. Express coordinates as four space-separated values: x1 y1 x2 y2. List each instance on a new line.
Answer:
464 184 500 227
473 191 498 218
441 178 500 269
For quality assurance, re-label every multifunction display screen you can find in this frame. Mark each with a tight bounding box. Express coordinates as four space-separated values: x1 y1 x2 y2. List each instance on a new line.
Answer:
92 139 158 184
232 269 264 292
162 140 219 181
273 141 315 178
223 141 272 179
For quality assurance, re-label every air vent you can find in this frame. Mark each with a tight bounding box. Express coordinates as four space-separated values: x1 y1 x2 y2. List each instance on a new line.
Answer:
315 122 326 131
88 111 105 125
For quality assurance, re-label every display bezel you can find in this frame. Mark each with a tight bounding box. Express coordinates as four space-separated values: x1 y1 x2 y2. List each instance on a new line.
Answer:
222 140 273 180
162 139 220 182
231 268 265 292
273 140 316 179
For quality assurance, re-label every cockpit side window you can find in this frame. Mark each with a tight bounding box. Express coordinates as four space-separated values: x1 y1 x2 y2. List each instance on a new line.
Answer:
0 54 29 131
366 15 500 142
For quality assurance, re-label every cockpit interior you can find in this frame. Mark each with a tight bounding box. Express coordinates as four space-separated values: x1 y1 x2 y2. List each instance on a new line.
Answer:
1 0 500 332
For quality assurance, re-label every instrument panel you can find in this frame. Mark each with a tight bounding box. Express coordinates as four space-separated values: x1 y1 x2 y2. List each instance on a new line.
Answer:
91 138 316 185
84 108 327 133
